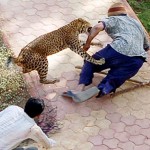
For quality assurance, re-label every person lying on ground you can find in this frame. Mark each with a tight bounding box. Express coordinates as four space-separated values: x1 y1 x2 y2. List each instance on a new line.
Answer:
62 2 150 102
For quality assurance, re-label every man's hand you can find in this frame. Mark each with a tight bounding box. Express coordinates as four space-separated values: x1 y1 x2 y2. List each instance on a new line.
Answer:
83 43 90 51
48 138 56 146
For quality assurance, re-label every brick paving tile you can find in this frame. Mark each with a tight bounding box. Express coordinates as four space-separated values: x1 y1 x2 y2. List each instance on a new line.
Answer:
106 112 122 123
110 122 126 133
103 138 119 149
134 144 150 150
135 119 150 128
121 115 136 125
140 128 150 138
88 135 103 146
118 141 135 150
91 145 109 150
114 132 130 142
129 135 146 145
78 107 92 117
125 125 141 136
83 126 100 136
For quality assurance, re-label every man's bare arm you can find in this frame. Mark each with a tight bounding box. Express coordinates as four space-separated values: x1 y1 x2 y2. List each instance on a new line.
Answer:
83 22 104 51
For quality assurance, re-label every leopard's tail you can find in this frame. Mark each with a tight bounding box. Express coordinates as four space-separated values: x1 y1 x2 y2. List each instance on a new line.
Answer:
6 56 17 67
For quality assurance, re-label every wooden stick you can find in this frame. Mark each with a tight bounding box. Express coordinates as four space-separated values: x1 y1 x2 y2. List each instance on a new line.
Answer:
110 81 150 97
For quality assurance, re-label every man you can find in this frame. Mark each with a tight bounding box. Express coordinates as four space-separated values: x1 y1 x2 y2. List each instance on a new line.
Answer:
0 97 56 150
62 2 150 102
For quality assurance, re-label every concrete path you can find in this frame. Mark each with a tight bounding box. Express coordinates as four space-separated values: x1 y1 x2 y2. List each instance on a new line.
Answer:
0 0 150 149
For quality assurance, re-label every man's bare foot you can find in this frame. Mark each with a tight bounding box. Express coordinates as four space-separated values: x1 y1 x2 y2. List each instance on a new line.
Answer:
75 84 85 92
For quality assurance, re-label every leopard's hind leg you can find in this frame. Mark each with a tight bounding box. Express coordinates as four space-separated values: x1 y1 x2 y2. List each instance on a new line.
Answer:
22 67 34 73
37 57 59 84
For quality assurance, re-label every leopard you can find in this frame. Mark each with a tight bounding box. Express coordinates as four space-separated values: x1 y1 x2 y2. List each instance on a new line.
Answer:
7 18 105 84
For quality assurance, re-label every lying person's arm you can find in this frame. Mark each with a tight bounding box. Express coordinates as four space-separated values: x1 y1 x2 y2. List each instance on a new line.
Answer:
30 125 56 148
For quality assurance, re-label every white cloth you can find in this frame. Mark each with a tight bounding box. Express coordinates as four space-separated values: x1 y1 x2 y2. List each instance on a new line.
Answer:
0 105 55 150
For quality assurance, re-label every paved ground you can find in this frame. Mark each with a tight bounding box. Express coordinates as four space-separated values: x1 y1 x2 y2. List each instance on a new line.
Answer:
0 0 150 149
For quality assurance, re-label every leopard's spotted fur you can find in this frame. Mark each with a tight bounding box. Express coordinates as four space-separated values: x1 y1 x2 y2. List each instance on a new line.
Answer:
8 18 105 84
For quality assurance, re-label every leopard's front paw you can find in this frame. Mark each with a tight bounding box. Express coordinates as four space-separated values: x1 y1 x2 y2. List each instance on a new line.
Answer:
97 58 105 65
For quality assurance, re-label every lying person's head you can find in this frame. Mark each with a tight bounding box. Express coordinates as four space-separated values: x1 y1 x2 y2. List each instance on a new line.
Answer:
108 2 127 17
24 97 45 118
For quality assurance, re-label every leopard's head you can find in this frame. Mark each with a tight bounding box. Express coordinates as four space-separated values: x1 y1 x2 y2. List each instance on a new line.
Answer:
71 18 92 34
